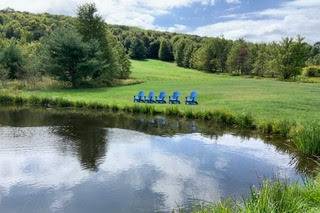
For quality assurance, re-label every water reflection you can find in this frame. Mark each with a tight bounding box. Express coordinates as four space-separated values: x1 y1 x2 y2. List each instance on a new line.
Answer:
51 124 107 171
0 107 317 212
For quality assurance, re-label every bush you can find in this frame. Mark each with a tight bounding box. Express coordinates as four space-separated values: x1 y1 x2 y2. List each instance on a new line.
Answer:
303 66 320 77
0 43 26 79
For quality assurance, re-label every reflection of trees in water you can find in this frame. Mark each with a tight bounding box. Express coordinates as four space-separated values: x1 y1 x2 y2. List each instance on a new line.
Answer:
50 119 108 171
0 107 47 126
0 107 318 175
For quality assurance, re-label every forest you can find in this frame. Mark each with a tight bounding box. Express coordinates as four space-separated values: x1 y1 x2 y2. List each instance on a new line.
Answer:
1 4 320 88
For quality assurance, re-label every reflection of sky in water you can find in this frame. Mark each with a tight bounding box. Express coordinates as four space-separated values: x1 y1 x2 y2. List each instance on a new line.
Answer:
0 127 302 213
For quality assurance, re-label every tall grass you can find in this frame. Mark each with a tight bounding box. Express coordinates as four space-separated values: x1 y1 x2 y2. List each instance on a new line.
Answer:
192 175 320 213
292 121 320 156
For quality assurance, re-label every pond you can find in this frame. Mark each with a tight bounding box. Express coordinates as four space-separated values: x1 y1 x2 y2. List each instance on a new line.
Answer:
0 107 316 213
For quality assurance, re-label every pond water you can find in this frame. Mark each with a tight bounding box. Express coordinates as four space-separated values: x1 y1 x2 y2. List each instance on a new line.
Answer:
0 107 315 213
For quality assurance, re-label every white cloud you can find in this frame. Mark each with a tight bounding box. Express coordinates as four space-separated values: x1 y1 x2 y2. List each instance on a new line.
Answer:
0 0 238 31
193 0 320 42
225 0 240 4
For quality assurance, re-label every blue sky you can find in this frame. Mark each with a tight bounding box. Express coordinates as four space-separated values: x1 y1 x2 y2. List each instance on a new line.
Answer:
1 0 319 42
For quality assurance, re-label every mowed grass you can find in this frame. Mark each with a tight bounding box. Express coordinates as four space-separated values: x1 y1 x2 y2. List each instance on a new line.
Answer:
18 59 320 122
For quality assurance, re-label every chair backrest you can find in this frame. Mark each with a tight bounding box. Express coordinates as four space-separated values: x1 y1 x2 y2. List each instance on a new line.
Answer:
138 91 144 97
190 91 197 100
172 91 180 99
159 91 166 100
148 91 155 99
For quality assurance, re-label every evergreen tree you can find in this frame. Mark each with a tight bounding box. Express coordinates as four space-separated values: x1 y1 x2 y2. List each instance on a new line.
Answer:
129 38 146 60
182 42 196 68
174 39 187 66
147 39 160 59
43 27 105 88
159 39 174 61
76 3 130 84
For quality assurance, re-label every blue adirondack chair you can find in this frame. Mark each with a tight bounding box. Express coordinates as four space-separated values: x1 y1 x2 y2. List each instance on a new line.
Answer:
156 91 166 104
169 91 181 104
133 91 145 103
145 91 156 103
185 91 198 105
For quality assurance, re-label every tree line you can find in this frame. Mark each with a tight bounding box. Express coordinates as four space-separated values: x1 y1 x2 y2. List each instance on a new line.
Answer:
0 4 130 87
1 6 320 87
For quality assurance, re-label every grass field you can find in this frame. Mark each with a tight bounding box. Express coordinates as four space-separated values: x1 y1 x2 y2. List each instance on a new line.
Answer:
12 59 319 123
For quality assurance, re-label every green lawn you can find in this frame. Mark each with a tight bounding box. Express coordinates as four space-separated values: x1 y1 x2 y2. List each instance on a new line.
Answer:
18 59 320 123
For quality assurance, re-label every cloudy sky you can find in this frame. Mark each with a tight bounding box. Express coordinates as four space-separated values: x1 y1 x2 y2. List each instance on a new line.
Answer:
1 0 320 42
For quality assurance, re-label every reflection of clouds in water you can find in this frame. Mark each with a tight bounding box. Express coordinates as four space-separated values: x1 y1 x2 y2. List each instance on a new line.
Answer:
50 191 74 212
101 129 220 209
0 127 90 209
0 127 300 211
176 133 295 178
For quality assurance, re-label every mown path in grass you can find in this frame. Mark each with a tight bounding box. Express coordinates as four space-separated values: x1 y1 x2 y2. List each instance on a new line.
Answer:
22 59 320 123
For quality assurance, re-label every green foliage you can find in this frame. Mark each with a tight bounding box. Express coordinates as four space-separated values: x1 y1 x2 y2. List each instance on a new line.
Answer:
310 42 320 57
147 39 160 59
292 121 320 155
183 42 197 68
0 43 25 79
1 9 317 80
76 3 105 42
129 38 147 60
76 3 126 84
307 54 320 66
159 39 174 61
43 27 104 87
237 113 256 129
303 66 320 77
275 37 310 79
0 8 71 42
114 42 131 79
252 44 270 76
193 175 320 213
193 38 231 73
174 38 187 66
227 39 252 75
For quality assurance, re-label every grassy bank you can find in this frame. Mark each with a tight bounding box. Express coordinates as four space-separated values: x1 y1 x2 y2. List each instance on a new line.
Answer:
191 175 320 213
0 59 320 155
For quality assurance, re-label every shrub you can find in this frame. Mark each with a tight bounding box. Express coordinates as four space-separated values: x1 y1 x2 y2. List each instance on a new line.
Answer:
303 66 320 77
0 43 26 79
